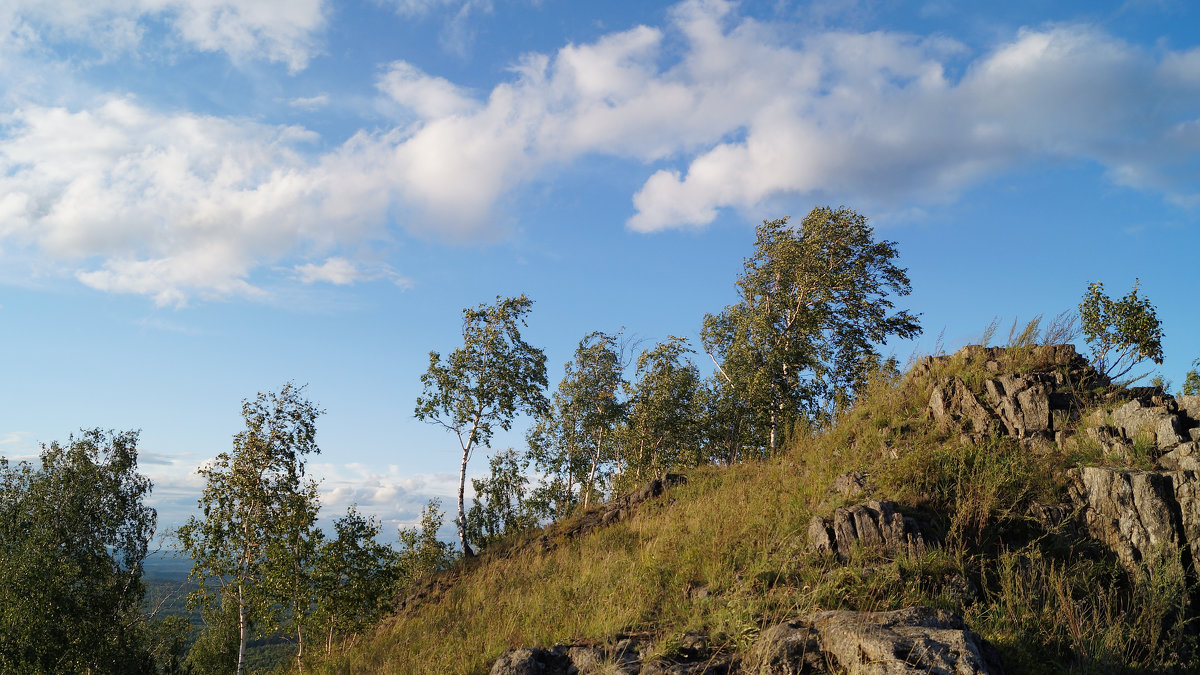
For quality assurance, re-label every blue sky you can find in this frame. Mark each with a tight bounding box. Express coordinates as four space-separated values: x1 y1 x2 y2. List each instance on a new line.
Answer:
0 0 1197 539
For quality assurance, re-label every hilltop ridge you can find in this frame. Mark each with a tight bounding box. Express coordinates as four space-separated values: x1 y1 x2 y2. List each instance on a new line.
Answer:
310 343 1200 674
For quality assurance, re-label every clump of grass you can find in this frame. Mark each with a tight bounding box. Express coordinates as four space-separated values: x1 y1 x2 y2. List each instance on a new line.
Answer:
975 543 1195 673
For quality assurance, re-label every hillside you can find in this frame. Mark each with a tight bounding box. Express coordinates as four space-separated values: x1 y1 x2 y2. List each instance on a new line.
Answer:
311 343 1200 674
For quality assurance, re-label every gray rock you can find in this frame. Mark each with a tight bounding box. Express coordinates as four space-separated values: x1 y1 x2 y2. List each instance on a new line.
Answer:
1111 399 1187 451
490 648 572 675
1156 441 1200 471
748 608 1003 675
1068 467 1186 570
984 373 1053 438
746 621 826 673
831 471 868 499
811 607 1003 675
929 378 998 435
809 501 936 561
1177 395 1200 422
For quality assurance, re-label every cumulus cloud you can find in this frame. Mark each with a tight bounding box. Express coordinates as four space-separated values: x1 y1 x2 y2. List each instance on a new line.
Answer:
308 461 465 536
0 0 327 71
366 0 1200 233
1 0 1198 303
0 97 395 305
378 62 479 119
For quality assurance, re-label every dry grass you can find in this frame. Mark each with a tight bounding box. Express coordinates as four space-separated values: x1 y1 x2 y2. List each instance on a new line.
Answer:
308 350 1198 674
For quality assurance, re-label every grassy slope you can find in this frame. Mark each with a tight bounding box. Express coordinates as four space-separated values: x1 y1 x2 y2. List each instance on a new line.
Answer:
315 347 1196 674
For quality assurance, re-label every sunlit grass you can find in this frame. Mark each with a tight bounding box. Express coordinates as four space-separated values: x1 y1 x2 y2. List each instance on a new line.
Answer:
309 347 1198 674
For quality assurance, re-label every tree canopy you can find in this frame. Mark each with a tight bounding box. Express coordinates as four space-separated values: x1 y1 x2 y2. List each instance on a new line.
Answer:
0 429 157 674
1079 279 1164 383
702 207 921 453
415 294 550 556
177 383 323 675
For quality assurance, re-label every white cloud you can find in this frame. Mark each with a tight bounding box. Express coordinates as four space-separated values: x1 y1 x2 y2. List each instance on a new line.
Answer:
364 1 1200 234
0 0 327 71
295 257 363 285
378 62 479 119
1 1 1198 303
288 94 330 110
0 97 392 305
293 256 411 287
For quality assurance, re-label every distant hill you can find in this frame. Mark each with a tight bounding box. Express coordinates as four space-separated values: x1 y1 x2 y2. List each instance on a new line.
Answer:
143 551 194 582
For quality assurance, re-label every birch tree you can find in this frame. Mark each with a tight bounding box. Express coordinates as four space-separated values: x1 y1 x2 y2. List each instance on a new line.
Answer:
177 383 323 675
415 295 549 557
624 337 701 480
702 207 921 453
527 331 625 511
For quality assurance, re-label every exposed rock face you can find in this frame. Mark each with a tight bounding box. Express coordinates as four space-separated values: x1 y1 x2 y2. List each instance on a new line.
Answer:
921 345 1099 447
928 378 999 437
830 471 868 499
1067 467 1184 570
598 474 688 528
983 374 1054 440
1110 398 1188 451
1067 466 1200 575
1080 391 1200 467
808 501 937 561
747 607 1004 674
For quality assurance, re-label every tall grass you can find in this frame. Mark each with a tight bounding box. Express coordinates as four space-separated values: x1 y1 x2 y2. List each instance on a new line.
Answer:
308 345 1197 674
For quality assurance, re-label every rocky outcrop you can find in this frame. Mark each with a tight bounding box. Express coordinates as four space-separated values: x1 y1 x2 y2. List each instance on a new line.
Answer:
1080 391 1200 467
1067 466 1200 574
808 501 937 561
749 607 1003 674
490 647 571 675
1067 467 1184 570
494 608 1002 674
921 345 1098 447
600 474 688 527
928 377 1000 437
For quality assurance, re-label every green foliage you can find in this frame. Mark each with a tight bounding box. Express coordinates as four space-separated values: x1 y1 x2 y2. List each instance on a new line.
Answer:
1079 280 1164 382
702 207 921 454
183 594 240 675
979 544 1193 673
177 383 323 675
622 336 701 482
143 614 190 674
415 294 550 556
396 499 455 586
312 507 401 656
467 449 539 550
527 331 626 513
0 429 157 674
1182 359 1200 396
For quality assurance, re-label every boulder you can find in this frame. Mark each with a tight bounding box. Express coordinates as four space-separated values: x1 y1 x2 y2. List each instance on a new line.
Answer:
1156 442 1200 471
1177 395 1200 422
748 607 1003 675
809 501 936 561
490 648 571 675
747 621 825 674
830 471 868 499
